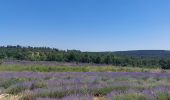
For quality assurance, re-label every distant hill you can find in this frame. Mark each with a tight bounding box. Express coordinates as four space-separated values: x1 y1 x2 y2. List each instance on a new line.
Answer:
114 50 170 57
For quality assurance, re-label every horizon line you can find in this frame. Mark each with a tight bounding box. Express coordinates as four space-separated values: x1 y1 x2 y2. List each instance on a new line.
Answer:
1 45 170 52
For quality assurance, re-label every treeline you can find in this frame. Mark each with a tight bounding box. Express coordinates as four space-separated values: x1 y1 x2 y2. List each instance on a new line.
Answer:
0 45 170 69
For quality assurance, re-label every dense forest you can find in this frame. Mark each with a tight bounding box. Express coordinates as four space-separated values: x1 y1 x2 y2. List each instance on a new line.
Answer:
0 45 170 69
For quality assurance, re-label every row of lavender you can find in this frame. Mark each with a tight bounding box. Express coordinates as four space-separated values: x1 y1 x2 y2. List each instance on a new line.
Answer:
0 72 170 99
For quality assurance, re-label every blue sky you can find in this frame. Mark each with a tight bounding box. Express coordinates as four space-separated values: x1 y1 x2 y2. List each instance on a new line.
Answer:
0 0 170 51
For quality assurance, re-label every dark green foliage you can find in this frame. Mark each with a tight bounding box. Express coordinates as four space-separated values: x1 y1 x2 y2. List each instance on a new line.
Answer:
36 91 69 98
30 81 47 90
92 87 113 96
156 93 170 100
0 60 2 65
159 59 170 69
115 50 170 57
92 86 129 96
0 45 170 68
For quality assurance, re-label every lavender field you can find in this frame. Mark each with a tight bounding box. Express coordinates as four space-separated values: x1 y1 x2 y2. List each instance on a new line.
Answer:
1 0 170 99
0 71 170 100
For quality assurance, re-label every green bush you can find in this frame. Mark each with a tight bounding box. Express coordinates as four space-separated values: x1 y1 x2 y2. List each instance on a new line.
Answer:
30 81 47 90
156 93 170 100
114 93 146 100
36 91 67 98
6 84 28 94
91 86 129 96
0 78 29 89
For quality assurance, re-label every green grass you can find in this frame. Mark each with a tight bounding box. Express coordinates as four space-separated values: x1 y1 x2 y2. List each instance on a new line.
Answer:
0 64 168 73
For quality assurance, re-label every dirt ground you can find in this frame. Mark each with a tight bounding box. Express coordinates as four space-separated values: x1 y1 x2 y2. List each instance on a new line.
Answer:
0 94 20 100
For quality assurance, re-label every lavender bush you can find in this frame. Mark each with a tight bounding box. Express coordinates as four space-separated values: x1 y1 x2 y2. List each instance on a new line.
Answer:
0 72 170 99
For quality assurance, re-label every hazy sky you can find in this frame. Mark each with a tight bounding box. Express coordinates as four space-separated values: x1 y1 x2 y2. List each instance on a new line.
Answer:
0 0 170 51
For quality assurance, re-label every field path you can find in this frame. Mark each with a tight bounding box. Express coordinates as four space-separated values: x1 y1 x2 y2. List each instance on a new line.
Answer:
94 96 106 100
0 94 20 100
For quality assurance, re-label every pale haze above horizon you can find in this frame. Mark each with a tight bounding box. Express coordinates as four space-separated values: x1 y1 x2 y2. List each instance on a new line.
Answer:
0 0 170 51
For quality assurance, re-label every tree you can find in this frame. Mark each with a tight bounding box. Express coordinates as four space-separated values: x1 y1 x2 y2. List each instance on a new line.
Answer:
0 53 6 59
0 45 170 69
81 54 90 63
66 53 77 62
95 56 101 64
104 55 112 64
0 59 3 65
159 59 170 69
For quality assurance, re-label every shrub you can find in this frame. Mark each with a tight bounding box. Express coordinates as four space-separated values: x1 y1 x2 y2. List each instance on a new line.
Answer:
114 93 146 100
156 93 170 100
93 87 113 96
36 91 67 98
6 84 28 94
91 86 129 96
30 81 47 90
0 78 29 89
